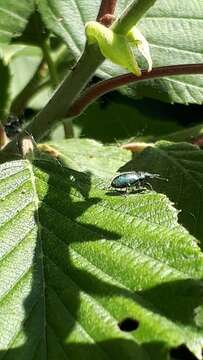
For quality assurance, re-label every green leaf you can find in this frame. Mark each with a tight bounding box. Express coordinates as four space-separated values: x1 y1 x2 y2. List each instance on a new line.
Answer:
0 44 42 116
8 46 42 102
0 0 35 44
1 139 203 359
40 138 132 178
38 0 203 104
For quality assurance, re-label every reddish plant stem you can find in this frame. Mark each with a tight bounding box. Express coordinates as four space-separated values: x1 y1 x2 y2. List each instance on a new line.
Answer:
68 63 203 117
97 0 117 25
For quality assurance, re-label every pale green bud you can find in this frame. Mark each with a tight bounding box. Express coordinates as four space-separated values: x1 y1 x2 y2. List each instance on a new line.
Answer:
85 21 152 75
85 21 141 76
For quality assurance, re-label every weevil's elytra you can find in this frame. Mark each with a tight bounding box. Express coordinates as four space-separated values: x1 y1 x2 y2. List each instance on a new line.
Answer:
110 171 162 192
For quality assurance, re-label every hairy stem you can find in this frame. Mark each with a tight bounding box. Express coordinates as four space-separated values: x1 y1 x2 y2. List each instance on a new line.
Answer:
113 0 156 34
63 118 74 138
68 63 203 117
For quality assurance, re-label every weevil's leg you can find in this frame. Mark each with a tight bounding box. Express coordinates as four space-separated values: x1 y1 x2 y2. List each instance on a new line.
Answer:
137 186 146 192
135 181 149 192
124 186 133 195
137 180 142 190
145 182 153 191
119 188 126 195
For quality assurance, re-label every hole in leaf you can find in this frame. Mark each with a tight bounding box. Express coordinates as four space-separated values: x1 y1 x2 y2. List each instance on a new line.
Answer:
170 344 197 360
118 317 139 332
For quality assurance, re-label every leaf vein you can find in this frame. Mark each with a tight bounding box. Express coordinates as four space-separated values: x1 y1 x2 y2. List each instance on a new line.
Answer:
149 42 203 57
27 162 47 358
0 6 27 23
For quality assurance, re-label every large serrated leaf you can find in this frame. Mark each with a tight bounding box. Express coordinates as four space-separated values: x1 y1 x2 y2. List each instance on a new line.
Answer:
0 139 203 359
38 0 203 104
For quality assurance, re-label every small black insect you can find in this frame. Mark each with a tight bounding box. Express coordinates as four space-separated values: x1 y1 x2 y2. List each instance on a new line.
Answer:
111 171 165 193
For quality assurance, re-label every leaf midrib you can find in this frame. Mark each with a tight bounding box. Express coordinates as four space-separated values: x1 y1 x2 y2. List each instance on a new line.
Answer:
27 161 47 359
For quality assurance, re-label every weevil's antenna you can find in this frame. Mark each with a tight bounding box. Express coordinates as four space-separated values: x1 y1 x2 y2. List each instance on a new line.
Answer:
153 174 168 182
159 176 168 182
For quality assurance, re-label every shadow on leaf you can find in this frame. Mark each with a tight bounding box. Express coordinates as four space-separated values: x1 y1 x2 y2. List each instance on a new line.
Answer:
0 158 202 360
